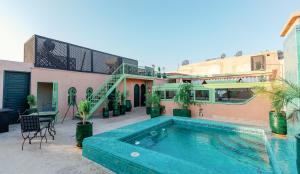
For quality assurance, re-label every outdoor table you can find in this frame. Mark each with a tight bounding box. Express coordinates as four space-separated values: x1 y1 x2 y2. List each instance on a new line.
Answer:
29 111 58 140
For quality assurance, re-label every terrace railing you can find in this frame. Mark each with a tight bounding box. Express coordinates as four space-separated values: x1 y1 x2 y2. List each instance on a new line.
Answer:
87 63 154 116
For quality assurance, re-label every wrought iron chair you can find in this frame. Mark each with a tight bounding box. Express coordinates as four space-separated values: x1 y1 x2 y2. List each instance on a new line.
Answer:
20 115 48 150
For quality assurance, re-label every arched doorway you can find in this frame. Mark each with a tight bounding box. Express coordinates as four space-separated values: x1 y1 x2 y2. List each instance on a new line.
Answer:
140 84 146 106
134 84 140 107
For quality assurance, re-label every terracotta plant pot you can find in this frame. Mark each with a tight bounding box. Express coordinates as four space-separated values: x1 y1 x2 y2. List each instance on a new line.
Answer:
269 111 287 135
76 121 93 147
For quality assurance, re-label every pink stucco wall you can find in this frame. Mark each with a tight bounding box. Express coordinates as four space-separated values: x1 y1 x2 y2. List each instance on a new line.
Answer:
31 68 108 119
31 68 156 119
161 96 272 126
118 78 153 111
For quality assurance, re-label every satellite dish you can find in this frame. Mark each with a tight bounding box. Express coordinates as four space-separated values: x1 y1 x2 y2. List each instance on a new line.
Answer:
277 50 284 60
182 60 189 66
235 51 243 57
220 53 226 58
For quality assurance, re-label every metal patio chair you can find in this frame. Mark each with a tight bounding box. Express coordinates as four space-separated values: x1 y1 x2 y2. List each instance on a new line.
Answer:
20 115 48 150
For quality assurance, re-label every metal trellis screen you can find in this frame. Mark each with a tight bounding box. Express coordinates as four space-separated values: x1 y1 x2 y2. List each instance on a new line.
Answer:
29 35 138 74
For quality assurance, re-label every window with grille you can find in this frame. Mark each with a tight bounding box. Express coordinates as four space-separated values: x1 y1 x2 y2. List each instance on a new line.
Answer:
251 55 266 71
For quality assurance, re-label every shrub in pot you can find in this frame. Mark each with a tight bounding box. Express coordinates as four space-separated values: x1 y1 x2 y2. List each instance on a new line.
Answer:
27 94 37 109
113 91 121 116
150 92 161 118
173 83 196 117
256 79 300 172
125 100 132 112
125 90 132 112
76 100 93 147
102 102 109 118
145 93 152 115
157 66 161 78
120 92 126 115
256 83 289 135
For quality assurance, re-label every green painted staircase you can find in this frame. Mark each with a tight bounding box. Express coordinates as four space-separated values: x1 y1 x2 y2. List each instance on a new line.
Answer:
87 64 125 116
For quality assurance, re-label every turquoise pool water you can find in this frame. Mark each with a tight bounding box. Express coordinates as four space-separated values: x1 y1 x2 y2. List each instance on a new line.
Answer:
83 117 278 174
123 123 273 174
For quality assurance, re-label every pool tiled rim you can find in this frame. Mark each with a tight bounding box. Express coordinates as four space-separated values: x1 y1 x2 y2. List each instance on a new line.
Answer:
82 116 282 174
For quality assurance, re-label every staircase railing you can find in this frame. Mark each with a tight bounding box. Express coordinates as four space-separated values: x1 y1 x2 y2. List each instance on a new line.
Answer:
87 64 125 115
87 63 155 116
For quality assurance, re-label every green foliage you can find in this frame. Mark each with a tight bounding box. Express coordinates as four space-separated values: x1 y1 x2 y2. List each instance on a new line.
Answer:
282 79 300 122
255 79 300 122
126 90 130 99
113 91 121 109
120 92 125 105
151 92 161 108
145 92 152 107
78 100 92 124
174 83 195 110
255 83 287 114
27 94 36 108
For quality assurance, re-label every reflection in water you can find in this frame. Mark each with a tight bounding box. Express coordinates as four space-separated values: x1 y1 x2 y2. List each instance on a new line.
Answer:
126 125 273 173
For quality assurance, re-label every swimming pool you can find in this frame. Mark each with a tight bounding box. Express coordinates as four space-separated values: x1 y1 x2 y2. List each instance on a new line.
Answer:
83 117 280 174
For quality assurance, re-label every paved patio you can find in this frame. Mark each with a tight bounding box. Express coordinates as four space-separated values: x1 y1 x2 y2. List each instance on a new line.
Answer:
0 107 149 174
0 107 277 174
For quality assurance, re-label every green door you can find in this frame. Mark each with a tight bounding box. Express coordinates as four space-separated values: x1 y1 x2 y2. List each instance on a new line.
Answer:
134 84 140 107
3 71 31 112
52 82 58 111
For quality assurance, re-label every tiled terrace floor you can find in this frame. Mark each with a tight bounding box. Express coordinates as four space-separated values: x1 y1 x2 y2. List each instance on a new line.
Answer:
0 107 149 174
0 108 297 174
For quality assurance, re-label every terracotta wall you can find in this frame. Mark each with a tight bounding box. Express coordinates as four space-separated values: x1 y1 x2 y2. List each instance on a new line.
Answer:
161 96 272 126
31 68 108 119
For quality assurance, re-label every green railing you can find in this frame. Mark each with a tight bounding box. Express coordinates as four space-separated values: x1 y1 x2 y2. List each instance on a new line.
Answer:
86 63 155 116
123 63 155 77
153 82 272 105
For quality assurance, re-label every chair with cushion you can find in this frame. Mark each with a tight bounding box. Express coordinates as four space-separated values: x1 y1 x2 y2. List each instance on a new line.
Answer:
20 115 48 150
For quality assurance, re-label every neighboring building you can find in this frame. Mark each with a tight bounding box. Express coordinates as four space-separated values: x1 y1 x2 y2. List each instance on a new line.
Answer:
174 50 283 82
0 35 160 119
281 12 300 85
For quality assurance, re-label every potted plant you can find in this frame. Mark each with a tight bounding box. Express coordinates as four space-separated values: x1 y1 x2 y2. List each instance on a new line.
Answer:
27 94 37 108
157 66 161 78
125 91 132 112
255 83 288 135
76 100 93 147
150 92 161 118
173 83 195 117
102 101 109 118
145 92 152 115
162 67 167 78
278 80 300 172
120 92 126 115
113 91 121 116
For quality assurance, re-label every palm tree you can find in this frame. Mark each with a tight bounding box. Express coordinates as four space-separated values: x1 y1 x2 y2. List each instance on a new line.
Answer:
255 79 299 133
282 79 300 122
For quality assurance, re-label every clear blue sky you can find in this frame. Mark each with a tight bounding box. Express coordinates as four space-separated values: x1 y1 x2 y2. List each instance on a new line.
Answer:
0 0 299 71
